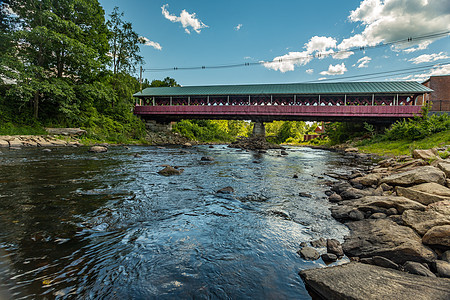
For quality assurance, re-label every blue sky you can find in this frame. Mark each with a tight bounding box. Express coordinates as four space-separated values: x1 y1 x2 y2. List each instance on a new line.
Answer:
98 0 450 86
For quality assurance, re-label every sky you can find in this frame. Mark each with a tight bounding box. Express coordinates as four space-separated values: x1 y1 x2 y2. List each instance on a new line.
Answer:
98 0 450 86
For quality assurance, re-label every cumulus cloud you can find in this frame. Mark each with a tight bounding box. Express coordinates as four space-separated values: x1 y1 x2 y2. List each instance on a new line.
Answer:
306 69 314 74
353 56 372 68
161 4 208 34
338 0 450 52
262 51 312 73
141 37 162 50
393 64 450 81
263 36 337 72
235 24 242 31
320 63 347 76
332 50 355 60
409 52 449 64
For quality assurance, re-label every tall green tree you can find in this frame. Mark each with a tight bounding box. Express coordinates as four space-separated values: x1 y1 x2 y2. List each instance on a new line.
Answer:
7 0 109 120
150 77 180 87
107 6 144 75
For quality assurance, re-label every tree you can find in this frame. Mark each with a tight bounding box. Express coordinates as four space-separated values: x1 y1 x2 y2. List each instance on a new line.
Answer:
7 0 109 120
150 77 180 87
107 7 144 75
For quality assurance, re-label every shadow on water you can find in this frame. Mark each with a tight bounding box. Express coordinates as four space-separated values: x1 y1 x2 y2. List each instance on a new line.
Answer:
0 146 371 299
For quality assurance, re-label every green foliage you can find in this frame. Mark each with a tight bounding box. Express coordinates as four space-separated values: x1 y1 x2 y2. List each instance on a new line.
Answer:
325 122 367 145
172 119 251 142
265 121 308 144
0 122 47 135
150 77 181 87
384 113 450 141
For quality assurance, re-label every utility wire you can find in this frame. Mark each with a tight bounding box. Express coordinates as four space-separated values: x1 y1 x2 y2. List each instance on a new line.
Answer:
143 30 449 72
306 61 450 83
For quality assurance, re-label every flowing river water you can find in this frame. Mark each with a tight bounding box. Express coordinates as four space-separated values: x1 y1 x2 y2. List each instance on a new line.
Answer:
0 145 371 299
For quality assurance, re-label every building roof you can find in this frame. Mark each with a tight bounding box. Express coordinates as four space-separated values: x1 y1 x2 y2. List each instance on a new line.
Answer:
134 81 432 97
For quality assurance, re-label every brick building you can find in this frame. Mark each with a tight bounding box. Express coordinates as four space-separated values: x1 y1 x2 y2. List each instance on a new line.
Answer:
422 75 450 111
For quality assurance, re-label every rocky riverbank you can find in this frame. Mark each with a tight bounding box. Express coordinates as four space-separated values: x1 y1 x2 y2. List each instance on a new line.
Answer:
0 135 83 149
299 146 450 299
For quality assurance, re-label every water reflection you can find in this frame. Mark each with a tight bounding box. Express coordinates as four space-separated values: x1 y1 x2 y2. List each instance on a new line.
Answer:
0 146 369 299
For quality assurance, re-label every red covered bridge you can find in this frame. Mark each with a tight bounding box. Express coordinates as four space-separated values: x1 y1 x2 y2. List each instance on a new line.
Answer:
133 81 432 123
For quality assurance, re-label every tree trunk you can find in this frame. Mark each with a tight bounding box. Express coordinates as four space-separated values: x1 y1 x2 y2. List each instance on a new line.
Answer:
33 91 39 119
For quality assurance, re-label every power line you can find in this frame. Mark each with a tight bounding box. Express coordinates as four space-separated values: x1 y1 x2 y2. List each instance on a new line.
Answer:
143 30 449 72
306 61 450 83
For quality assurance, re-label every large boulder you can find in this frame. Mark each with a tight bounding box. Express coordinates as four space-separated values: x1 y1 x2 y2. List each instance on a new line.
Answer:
330 196 426 221
0 139 9 147
380 166 446 186
403 261 436 277
422 225 450 247
428 200 450 216
343 219 436 264
437 161 450 177
353 173 382 186
396 183 450 205
299 262 450 300
402 209 450 236
412 149 438 161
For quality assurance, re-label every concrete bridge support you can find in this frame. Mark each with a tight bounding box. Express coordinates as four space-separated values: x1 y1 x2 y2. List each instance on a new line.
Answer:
252 121 266 137
145 120 172 132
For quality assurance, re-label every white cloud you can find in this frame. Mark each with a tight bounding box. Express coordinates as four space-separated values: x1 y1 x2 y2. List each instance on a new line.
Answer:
141 37 162 50
409 52 449 64
339 0 450 52
161 4 208 34
262 51 312 73
306 69 314 74
305 36 337 53
235 24 242 31
392 64 450 81
353 56 372 68
332 50 355 60
320 63 347 76
318 77 328 81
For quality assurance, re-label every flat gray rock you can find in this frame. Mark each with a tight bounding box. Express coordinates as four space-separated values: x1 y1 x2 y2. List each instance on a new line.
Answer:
380 166 445 186
343 219 436 264
299 262 450 300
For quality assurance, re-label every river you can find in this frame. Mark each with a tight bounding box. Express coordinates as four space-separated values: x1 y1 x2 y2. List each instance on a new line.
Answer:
0 145 370 299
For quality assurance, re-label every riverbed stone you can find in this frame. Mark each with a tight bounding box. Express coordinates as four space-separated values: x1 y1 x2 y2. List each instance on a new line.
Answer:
344 147 358 153
371 256 399 270
216 186 234 194
310 237 326 248
88 146 107 153
437 161 450 177
157 166 184 176
434 260 450 278
328 193 342 203
422 225 450 247
298 247 320 260
403 261 436 277
321 253 338 263
402 209 450 236
8 138 23 147
429 200 450 216
330 196 426 222
380 166 446 186
442 250 450 262
348 209 365 220
343 219 436 264
396 183 450 205
0 140 9 147
200 156 214 161
299 262 450 300
369 212 387 219
412 149 439 161
327 239 344 257
353 173 382 186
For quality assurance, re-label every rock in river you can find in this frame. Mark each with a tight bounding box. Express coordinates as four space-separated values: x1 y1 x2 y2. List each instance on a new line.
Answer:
298 247 320 261
299 262 450 300
157 166 184 176
380 166 445 186
343 219 436 264
422 225 450 247
88 146 107 153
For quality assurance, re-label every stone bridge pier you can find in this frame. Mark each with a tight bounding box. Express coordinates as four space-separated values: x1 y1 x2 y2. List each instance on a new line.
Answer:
252 121 266 137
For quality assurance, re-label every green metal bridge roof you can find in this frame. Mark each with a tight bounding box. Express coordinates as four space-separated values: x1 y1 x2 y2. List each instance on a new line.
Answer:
134 81 432 97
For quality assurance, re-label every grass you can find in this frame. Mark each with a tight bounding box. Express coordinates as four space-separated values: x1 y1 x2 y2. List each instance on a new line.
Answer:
357 129 450 156
0 123 47 136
